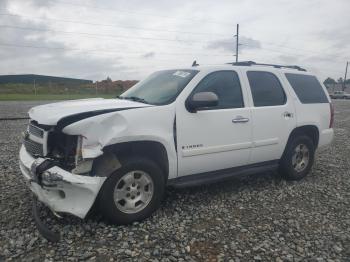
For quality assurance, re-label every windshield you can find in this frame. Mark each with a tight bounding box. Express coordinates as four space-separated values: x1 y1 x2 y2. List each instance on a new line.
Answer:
119 69 198 105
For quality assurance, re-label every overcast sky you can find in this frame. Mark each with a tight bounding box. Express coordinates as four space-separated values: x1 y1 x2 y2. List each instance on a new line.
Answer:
0 0 349 81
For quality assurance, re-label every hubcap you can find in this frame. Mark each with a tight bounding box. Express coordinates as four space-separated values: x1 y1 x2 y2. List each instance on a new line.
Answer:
113 170 154 214
292 144 310 172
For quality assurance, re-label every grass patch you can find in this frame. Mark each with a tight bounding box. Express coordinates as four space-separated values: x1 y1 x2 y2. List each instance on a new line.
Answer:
0 93 117 101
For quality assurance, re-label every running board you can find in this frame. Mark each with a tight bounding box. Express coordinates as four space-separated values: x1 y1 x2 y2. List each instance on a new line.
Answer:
168 160 279 188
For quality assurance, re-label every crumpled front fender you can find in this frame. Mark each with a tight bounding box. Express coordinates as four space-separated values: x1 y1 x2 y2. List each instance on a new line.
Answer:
63 112 128 159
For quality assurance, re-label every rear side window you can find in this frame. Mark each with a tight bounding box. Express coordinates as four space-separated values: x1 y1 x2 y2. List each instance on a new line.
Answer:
247 71 286 107
285 73 328 103
191 71 244 109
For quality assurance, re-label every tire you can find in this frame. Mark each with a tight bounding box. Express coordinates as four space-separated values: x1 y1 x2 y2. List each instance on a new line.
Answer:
279 135 315 180
98 156 165 224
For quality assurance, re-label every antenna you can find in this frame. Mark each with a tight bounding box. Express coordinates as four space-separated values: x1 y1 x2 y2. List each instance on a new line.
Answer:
192 60 199 67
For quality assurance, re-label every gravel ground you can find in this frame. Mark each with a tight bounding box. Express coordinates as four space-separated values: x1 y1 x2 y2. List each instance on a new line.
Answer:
0 100 349 261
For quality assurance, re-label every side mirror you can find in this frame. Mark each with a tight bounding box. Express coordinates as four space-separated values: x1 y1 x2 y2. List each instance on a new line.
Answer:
186 92 219 112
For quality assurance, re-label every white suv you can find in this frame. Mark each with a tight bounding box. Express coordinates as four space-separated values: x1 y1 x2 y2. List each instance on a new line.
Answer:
19 62 334 227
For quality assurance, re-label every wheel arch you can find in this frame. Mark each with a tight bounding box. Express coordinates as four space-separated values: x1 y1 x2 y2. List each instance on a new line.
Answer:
282 125 319 159
92 140 170 180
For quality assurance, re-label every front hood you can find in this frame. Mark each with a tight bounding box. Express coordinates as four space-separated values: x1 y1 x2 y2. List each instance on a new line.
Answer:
28 98 150 126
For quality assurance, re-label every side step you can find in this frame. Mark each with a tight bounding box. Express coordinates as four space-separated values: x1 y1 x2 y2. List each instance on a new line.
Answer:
168 160 279 188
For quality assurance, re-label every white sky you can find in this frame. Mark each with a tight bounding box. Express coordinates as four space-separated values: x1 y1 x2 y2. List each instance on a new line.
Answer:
0 0 349 81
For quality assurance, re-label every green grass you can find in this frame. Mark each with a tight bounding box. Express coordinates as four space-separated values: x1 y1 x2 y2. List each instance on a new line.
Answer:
0 93 117 101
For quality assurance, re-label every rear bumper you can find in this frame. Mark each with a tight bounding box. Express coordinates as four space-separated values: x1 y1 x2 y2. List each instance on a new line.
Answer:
318 128 334 148
19 145 105 218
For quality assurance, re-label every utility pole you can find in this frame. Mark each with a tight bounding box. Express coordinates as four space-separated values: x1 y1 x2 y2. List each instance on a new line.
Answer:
234 24 239 63
343 61 349 91
95 81 98 95
34 79 36 96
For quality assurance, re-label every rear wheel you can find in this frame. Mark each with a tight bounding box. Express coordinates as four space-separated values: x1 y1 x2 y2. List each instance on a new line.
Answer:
279 135 315 180
98 156 165 224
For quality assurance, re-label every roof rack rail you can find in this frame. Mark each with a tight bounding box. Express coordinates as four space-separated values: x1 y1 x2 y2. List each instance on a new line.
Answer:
228 61 307 72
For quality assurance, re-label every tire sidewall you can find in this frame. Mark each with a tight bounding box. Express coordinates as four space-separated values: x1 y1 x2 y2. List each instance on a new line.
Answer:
281 135 315 180
98 157 165 224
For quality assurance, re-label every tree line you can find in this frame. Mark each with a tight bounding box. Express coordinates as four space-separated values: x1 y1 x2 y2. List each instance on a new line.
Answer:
324 77 350 86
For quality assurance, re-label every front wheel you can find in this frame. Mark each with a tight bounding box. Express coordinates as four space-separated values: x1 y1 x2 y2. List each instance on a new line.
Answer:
279 135 315 180
98 156 165 224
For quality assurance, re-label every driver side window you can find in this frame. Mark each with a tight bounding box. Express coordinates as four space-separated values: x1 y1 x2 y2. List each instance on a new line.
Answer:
191 71 244 110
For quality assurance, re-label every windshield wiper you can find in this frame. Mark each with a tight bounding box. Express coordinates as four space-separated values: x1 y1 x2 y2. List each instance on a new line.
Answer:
117 96 149 104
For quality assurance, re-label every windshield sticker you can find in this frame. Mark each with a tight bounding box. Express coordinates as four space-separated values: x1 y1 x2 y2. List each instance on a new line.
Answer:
173 71 191 78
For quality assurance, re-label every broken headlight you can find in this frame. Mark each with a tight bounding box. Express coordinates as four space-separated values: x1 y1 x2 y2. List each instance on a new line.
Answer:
47 132 78 170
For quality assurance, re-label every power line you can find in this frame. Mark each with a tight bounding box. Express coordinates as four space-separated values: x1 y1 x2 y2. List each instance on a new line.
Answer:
1 25 346 76
258 41 345 59
3 11 344 59
241 42 345 61
2 14 346 60
0 11 229 37
0 32 344 75
1 41 345 75
45 0 237 27
5 22 342 61
238 44 345 75
15 31 203 51
0 41 233 57
0 24 208 43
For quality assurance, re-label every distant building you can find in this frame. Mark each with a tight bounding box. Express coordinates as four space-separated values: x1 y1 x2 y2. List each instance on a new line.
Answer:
0 74 92 85
96 79 138 92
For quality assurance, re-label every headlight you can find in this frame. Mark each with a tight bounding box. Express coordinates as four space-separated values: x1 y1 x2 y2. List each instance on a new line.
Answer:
42 171 63 183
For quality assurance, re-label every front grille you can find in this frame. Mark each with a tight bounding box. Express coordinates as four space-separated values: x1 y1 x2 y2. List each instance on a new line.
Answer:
29 124 44 138
24 120 52 157
24 138 44 156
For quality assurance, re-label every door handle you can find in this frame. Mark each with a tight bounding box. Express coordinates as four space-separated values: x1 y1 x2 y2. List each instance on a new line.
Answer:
283 111 293 118
232 116 249 123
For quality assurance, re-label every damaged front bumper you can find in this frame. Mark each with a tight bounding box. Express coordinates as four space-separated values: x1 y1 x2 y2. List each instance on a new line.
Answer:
19 145 106 219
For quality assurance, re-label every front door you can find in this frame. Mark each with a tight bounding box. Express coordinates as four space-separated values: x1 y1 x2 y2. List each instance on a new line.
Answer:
175 70 253 177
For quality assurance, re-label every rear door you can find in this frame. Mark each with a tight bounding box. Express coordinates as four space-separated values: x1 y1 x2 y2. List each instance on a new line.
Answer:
283 73 331 143
242 70 297 164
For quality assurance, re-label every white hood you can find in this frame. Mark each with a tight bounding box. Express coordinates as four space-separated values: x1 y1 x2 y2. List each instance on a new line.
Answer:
28 98 150 125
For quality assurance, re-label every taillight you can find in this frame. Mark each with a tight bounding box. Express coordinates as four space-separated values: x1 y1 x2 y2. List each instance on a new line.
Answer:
329 103 334 128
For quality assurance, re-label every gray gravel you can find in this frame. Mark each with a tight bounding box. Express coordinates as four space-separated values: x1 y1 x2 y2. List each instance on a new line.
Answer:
0 100 349 261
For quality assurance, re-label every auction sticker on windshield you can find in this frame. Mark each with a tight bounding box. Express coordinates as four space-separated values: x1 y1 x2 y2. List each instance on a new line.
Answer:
173 71 191 78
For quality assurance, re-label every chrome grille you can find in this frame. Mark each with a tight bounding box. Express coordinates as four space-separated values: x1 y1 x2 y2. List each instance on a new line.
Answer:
24 120 50 157
24 138 44 156
29 124 44 138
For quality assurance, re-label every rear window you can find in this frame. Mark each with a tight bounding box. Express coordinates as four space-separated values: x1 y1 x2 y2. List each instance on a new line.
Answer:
247 71 286 107
285 73 328 103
